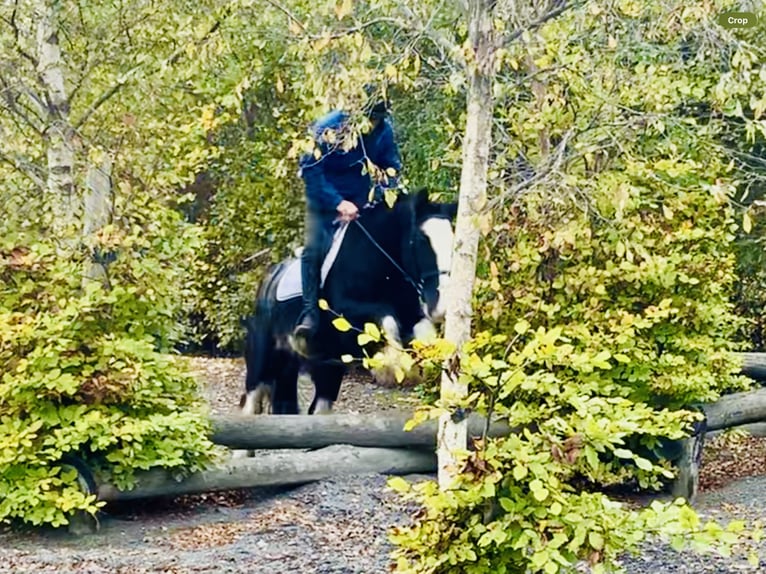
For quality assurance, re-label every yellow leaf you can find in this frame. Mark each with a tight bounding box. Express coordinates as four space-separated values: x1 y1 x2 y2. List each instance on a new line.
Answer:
341 354 354 363
288 19 303 35
514 319 530 335
385 189 397 208
743 211 753 233
332 317 353 332
662 204 674 219
276 77 284 93
364 322 381 340
386 167 397 177
334 0 353 19
394 367 405 383
607 35 617 49
479 213 493 236
318 299 330 311
385 63 398 79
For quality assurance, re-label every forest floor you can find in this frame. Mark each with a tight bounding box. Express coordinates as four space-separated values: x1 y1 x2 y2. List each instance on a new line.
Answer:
1 356 766 573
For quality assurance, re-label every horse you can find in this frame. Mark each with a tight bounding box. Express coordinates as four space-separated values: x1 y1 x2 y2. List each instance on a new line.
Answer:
239 189 457 417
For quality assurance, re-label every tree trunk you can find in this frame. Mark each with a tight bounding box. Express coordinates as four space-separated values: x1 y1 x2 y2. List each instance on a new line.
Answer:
83 155 114 284
98 445 436 502
211 412 515 450
437 0 496 490
36 0 77 237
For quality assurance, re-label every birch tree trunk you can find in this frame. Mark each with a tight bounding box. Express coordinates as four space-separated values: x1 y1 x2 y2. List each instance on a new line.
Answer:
83 155 114 284
36 0 78 237
437 0 496 489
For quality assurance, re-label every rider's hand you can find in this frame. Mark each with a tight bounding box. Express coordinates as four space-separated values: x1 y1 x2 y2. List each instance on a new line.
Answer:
336 200 359 222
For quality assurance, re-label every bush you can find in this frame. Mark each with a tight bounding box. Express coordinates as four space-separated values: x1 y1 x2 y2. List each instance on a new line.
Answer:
0 216 215 527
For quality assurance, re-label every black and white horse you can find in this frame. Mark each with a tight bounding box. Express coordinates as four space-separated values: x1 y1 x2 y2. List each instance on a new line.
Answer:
239 190 456 417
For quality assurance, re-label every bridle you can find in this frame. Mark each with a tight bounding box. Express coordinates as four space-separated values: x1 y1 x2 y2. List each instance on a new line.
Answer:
351 214 451 307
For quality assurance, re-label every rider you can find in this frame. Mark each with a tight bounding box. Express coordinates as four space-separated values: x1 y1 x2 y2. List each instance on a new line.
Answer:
292 86 403 350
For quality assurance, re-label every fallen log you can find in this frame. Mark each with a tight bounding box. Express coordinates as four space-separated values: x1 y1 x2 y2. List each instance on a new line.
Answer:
211 412 513 450
737 352 766 382
703 387 766 431
98 445 435 502
706 422 766 440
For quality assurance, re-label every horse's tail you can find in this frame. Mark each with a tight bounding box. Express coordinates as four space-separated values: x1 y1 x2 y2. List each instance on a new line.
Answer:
239 264 283 416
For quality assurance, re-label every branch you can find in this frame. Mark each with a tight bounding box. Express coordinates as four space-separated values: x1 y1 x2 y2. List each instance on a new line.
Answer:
262 0 309 34
397 4 466 68
73 7 231 129
502 0 584 46
2 0 39 68
488 127 574 210
0 75 46 132
0 149 46 189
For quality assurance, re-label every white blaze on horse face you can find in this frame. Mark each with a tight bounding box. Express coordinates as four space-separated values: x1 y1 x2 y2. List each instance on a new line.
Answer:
420 217 455 322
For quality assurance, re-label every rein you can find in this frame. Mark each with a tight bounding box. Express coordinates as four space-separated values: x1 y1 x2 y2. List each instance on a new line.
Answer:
351 218 425 299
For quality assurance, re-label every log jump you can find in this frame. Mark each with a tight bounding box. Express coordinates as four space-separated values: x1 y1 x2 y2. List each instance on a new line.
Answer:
95 384 766 505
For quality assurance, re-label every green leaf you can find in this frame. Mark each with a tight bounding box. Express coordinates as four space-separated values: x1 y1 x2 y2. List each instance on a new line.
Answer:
634 457 653 471
530 479 549 502
588 531 604 551
387 476 410 493
613 448 633 459
514 319 530 335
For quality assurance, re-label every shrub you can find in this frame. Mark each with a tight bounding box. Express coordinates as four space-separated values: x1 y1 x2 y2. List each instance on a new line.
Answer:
0 216 215 527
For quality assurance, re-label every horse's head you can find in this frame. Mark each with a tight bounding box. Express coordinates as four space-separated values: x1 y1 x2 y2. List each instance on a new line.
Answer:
406 189 457 325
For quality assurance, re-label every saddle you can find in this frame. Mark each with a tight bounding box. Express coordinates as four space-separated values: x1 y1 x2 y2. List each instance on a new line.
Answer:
275 222 351 302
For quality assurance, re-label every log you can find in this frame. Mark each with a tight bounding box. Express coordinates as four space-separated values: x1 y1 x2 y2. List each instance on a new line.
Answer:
671 419 706 505
737 352 766 382
98 445 436 502
210 412 514 450
703 387 766 431
706 422 766 440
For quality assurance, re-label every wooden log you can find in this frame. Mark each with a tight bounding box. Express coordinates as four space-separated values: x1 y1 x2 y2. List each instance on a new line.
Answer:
737 352 766 382
98 445 436 502
703 387 766 431
671 419 706 505
706 422 766 440
210 412 513 450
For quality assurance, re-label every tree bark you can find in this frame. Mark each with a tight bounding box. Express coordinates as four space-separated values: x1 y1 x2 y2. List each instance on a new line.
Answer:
98 445 436 502
36 0 77 237
83 155 114 284
211 412 514 450
437 0 496 489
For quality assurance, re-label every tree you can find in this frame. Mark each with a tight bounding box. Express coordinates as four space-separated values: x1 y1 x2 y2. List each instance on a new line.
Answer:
436 0 495 488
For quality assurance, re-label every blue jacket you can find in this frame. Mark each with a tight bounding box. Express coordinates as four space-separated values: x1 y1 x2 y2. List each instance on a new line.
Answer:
299 110 402 212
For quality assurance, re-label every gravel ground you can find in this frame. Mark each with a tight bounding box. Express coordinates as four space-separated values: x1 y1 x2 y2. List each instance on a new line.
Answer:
1 356 766 573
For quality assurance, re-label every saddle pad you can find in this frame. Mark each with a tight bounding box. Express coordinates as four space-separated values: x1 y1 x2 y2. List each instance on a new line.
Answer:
275 222 350 302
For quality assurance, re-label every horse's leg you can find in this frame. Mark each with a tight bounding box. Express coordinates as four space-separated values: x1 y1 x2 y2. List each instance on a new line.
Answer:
270 353 301 415
307 363 345 414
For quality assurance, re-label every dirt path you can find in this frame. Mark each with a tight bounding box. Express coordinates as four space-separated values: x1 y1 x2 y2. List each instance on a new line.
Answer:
2 357 766 573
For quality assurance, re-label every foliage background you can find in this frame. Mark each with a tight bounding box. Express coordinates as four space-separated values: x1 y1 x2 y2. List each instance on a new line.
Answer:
2 0 766 568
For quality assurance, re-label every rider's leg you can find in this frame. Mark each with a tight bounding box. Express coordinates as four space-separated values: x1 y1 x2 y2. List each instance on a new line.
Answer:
293 210 328 345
